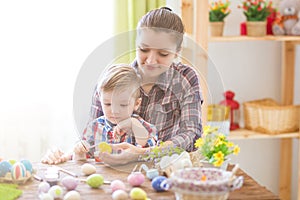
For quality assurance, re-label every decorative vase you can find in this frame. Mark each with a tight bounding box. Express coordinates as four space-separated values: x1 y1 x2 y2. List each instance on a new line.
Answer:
200 159 230 170
246 21 267 37
209 22 224 36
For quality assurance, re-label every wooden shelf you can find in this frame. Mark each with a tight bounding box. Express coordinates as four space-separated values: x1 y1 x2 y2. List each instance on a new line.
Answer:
229 129 300 140
209 35 300 42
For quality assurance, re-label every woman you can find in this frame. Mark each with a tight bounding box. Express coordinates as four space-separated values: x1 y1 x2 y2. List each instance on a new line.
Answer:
96 7 203 165
41 7 203 165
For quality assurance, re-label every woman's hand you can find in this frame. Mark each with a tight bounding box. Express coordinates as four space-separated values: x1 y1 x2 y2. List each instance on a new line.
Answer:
41 147 71 165
99 142 146 166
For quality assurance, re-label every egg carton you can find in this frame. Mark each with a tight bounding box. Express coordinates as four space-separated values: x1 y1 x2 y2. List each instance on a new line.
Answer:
0 171 34 184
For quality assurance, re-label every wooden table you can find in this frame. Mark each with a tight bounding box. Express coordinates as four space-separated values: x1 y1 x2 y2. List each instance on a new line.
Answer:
18 160 280 200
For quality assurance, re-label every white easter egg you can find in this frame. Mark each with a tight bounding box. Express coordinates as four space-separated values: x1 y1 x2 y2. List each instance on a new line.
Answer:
63 190 81 200
81 163 96 175
48 185 64 199
112 189 128 200
39 193 54 200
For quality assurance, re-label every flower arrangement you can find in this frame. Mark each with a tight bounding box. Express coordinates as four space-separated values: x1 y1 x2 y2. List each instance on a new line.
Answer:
238 0 274 21
194 126 240 167
209 0 231 22
140 142 184 163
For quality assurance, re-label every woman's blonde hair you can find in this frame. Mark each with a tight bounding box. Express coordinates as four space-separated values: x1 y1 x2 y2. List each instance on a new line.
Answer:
137 7 185 51
98 64 141 99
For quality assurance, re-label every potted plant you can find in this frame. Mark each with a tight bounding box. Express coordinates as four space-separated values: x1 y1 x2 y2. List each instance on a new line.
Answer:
209 0 231 36
238 0 274 36
192 125 240 169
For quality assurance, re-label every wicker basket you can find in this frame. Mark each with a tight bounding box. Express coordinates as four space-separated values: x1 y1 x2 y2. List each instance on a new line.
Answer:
243 98 300 134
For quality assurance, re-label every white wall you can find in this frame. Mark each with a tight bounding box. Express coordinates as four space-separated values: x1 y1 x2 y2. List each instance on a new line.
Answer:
0 0 113 161
207 1 299 199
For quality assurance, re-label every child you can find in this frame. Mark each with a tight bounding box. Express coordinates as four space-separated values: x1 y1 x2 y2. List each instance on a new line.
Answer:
73 64 158 159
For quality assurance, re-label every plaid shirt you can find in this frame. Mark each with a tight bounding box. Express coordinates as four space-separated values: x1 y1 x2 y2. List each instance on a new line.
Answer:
83 114 157 156
89 62 203 151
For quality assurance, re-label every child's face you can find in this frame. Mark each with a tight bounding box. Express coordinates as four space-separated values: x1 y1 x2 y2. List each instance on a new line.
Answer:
136 29 178 81
100 88 140 124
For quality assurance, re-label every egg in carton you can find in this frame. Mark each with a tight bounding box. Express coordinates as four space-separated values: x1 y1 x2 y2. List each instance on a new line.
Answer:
0 159 34 184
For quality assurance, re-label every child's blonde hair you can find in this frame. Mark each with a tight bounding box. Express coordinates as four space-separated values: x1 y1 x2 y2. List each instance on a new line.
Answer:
98 64 141 99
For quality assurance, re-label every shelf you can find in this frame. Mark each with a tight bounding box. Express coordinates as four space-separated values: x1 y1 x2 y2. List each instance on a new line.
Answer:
228 128 300 140
209 35 300 42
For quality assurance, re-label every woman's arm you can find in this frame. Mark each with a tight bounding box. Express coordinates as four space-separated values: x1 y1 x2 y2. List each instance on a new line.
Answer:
89 86 103 122
168 66 203 151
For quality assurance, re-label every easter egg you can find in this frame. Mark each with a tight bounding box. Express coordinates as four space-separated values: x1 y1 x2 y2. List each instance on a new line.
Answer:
86 174 104 188
20 159 33 173
63 190 81 200
8 159 17 165
81 163 96 175
48 185 64 199
11 162 26 180
127 172 145 187
129 187 147 200
0 160 12 177
61 176 79 190
39 192 54 200
112 189 128 200
98 142 112 153
110 180 126 192
151 176 167 192
38 181 51 193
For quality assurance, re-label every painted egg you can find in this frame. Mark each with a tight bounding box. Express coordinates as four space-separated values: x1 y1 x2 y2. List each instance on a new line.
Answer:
112 189 128 200
8 159 17 165
110 180 126 192
129 187 147 200
63 190 81 200
20 159 33 173
61 176 79 190
86 174 104 188
151 176 167 192
98 142 112 153
38 181 51 193
48 185 64 199
0 160 12 177
39 192 54 200
11 162 26 180
127 172 145 187
81 163 96 176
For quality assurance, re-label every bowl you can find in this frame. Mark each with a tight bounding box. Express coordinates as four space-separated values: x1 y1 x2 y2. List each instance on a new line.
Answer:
160 167 243 200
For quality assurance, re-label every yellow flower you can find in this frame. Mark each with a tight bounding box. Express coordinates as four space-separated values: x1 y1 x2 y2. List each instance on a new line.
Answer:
213 158 224 167
227 141 234 147
194 138 203 148
218 133 226 140
233 145 240 155
214 137 223 147
213 151 224 160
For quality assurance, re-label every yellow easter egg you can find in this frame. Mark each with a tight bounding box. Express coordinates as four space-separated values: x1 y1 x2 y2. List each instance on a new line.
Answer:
98 142 112 153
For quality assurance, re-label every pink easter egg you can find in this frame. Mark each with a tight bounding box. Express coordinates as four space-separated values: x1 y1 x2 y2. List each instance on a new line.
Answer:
11 162 26 180
61 176 79 190
127 172 145 187
110 180 126 192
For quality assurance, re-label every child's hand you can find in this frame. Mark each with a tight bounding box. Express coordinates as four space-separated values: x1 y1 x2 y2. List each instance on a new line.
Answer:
73 140 90 154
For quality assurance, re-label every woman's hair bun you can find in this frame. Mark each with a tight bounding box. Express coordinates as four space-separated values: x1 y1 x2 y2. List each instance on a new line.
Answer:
160 7 172 12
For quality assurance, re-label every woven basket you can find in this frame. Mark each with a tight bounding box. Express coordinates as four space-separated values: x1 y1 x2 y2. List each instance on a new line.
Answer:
243 98 300 134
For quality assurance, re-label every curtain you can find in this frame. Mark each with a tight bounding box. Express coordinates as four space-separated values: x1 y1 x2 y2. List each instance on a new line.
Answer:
113 0 166 62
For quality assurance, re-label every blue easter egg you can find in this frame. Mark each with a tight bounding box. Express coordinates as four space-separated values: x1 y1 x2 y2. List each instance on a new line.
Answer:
0 160 12 177
20 159 33 173
151 176 167 192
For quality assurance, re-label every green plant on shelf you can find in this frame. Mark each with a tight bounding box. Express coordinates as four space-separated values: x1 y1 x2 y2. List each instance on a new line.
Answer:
209 0 231 22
